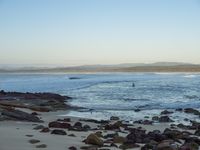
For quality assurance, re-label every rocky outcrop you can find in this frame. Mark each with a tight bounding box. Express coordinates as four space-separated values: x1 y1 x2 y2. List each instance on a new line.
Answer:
1 107 42 122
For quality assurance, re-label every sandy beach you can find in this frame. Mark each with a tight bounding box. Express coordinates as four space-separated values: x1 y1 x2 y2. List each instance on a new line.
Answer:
0 109 172 150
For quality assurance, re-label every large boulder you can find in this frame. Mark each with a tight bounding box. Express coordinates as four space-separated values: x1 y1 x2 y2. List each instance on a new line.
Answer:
84 133 104 147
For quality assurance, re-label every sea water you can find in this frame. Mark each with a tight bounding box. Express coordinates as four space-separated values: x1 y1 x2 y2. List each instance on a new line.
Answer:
0 73 200 123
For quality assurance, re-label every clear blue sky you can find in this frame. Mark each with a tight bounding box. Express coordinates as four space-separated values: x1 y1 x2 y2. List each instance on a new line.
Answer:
0 0 200 66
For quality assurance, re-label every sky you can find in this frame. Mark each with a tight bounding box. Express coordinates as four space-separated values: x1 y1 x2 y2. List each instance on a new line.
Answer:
0 0 200 66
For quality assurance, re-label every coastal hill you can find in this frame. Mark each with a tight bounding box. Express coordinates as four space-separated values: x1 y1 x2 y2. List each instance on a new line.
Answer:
0 62 200 73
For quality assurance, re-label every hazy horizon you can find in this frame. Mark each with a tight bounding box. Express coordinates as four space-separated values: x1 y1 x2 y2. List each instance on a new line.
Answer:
0 0 200 66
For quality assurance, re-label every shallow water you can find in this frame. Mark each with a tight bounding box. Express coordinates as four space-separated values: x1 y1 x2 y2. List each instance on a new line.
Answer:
0 72 200 122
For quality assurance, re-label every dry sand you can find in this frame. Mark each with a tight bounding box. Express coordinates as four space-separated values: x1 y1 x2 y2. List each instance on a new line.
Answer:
0 110 174 150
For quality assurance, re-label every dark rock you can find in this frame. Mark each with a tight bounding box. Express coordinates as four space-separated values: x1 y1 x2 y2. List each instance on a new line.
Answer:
110 143 118 148
147 130 166 142
1 108 42 122
48 121 71 129
68 134 76 137
83 124 91 130
175 108 183 111
119 143 140 149
184 108 200 116
194 129 200 136
36 144 47 148
141 140 158 150
26 135 34 137
126 128 149 144
104 133 118 139
134 109 141 112
161 110 173 115
163 128 183 140
156 140 178 150
159 116 174 122
152 116 159 121
79 119 109 124
29 139 40 144
80 145 98 150
110 116 119 121
104 121 122 130
31 112 39 115
74 122 82 127
33 125 45 130
40 127 50 133
113 136 126 143
179 142 199 150
51 129 67 135
134 119 153 125
83 133 104 147
69 146 77 150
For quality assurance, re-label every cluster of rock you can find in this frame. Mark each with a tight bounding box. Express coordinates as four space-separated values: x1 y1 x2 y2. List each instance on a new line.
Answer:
34 114 200 150
0 90 72 122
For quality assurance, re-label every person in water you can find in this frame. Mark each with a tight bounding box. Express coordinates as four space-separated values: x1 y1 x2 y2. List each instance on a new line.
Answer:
132 83 135 87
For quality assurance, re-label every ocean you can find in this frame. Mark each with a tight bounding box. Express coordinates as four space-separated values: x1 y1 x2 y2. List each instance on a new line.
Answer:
0 73 200 123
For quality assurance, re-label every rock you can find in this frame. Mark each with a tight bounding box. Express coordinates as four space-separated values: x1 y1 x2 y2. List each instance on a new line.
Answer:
161 110 173 115
36 144 47 148
163 128 182 140
51 129 67 135
175 108 183 111
40 127 50 133
31 112 39 115
104 121 122 130
80 145 98 150
110 116 119 121
68 134 76 137
113 136 126 143
184 108 200 116
134 109 141 112
159 116 174 123
156 140 178 150
147 130 166 142
69 146 77 150
95 131 103 138
152 116 159 121
57 118 71 122
84 133 104 147
134 119 153 125
74 122 82 127
29 139 40 144
83 124 91 130
194 129 200 136
33 125 45 130
104 132 118 139
1 108 42 122
119 143 140 149
179 142 199 150
26 135 33 137
126 128 149 143
110 143 118 148
48 121 71 129
141 140 158 150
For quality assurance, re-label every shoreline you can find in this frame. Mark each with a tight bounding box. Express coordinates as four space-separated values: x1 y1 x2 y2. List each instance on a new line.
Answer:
0 91 200 150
